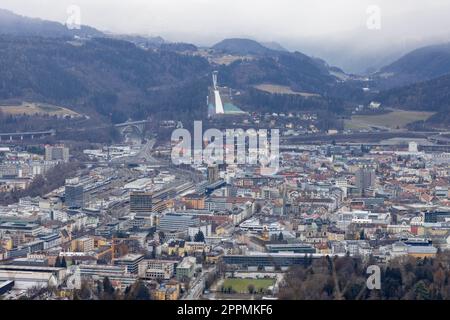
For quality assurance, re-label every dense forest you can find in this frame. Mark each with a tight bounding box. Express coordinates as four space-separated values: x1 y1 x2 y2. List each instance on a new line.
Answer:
0 36 211 124
279 251 450 300
377 74 450 127
375 42 450 89
218 52 337 93
237 88 346 114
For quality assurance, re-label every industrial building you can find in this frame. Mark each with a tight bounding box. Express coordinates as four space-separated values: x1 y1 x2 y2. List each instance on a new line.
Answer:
65 182 85 209
265 243 316 254
45 145 69 162
138 259 176 280
0 265 66 290
130 188 176 214
113 254 144 274
159 213 200 232
222 253 322 268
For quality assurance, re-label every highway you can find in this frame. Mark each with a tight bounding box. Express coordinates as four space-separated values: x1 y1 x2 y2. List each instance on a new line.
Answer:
110 139 161 165
282 130 434 144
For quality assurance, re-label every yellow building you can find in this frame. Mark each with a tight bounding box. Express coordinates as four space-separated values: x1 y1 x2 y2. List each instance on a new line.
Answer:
94 237 108 248
153 283 180 300
1 238 13 250
184 242 210 255
71 236 95 252
408 252 437 259
153 289 166 300
165 243 186 257
206 252 222 264
57 289 74 299
166 287 180 300
424 227 448 237
183 194 205 210
215 225 227 236
415 226 426 236
328 230 345 242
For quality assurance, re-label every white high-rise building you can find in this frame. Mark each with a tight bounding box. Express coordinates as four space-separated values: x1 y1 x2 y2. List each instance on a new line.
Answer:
45 145 69 162
408 141 418 153
355 167 376 197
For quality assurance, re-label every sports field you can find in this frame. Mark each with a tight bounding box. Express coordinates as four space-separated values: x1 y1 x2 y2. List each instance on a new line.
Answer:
344 110 435 130
0 102 79 117
222 278 275 293
254 84 320 97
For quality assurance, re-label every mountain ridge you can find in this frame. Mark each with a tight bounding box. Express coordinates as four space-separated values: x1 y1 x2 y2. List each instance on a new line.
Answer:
375 42 450 89
0 8 103 38
0 8 449 128
212 38 280 55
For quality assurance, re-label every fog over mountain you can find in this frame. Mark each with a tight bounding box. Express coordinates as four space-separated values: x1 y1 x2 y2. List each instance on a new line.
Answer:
1 0 450 74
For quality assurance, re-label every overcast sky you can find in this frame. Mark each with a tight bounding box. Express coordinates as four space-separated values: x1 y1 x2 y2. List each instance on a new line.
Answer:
1 0 449 43
2 0 450 72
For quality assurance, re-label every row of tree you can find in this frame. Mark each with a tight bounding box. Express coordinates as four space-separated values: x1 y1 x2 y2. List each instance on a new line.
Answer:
279 251 450 300
73 277 151 300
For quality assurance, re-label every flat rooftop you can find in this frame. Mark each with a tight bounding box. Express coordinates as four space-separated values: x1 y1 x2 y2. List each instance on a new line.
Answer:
114 254 144 262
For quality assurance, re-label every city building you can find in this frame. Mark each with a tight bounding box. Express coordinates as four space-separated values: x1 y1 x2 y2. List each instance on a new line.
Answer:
265 243 316 254
207 165 219 184
138 259 176 280
78 264 138 290
176 256 196 280
355 167 375 197
65 182 85 209
0 265 66 290
159 213 200 232
0 221 44 236
71 236 95 252
130 191 153 214
113 254 144 274
222 253 323 268
45 145 69 162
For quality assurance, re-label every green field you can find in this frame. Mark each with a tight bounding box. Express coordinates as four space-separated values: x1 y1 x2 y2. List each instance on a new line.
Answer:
254 84 320 97
222 278 275 293
0 101 79 117
345 110 435 130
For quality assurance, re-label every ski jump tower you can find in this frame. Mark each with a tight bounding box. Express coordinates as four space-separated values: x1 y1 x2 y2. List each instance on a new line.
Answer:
212 71 225 114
